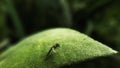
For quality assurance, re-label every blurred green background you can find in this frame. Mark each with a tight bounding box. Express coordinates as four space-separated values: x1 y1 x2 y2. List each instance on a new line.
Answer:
0 0 120 68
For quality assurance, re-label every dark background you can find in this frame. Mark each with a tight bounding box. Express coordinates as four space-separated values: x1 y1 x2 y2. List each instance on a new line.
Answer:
0 0 120 68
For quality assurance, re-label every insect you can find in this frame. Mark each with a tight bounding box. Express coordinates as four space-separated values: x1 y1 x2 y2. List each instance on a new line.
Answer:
45 43 60 60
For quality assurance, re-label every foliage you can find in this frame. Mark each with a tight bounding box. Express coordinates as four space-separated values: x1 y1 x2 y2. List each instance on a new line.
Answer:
0 0 120 68
0 0 7 42
92 0 120 45
0 28 117 68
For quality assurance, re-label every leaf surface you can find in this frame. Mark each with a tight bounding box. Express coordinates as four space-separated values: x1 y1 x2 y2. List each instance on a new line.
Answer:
0 28 117 68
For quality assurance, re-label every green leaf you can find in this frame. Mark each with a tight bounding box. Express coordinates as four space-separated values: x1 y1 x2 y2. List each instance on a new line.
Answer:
0 28 117 68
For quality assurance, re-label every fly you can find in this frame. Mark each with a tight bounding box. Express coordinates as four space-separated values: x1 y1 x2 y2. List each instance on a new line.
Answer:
45 43 60 60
